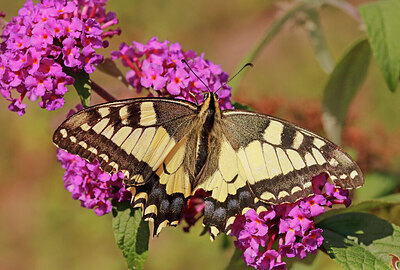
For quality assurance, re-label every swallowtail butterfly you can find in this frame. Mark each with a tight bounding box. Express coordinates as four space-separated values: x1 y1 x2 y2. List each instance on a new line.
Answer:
53 92 363 238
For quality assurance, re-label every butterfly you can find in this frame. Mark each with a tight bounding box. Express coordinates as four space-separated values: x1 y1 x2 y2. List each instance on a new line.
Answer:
53 92 363 239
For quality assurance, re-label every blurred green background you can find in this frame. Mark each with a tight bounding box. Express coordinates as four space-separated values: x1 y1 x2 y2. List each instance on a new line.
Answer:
1 0 400 269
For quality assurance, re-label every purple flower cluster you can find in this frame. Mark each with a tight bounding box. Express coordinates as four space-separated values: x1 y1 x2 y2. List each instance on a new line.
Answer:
0 0 120 115
180 189 210 232
57 149 131 215
230 173 351 270
111 36 233 109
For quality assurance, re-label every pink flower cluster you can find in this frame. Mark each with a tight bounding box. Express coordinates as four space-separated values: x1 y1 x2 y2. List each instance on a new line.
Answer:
111 36 233 109
57 149 131 216
230 174 351 270
0 0 120 115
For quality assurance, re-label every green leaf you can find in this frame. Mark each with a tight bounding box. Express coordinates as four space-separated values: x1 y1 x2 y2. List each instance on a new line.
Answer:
322 39 371 144
318 212 400 270
225 248 252 270
63 68 91 108
359 0 400 92
355 172 400 201
112 201 149 270
231 101 254 111
97 58 132 89
304 8 334 73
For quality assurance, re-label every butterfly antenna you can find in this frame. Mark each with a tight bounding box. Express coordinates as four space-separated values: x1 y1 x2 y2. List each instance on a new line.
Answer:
188 91 199 105
215 63 253 94
181 59 211 92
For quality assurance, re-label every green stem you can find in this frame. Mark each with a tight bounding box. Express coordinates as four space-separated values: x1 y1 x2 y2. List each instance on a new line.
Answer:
230 1 310 95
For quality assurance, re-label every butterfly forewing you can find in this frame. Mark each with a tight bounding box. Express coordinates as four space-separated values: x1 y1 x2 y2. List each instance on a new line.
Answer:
53 98 197 186
219 110 363 203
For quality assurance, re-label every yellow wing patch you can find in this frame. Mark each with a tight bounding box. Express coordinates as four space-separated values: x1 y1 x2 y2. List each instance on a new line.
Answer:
156 136 191 197
195 136 247 202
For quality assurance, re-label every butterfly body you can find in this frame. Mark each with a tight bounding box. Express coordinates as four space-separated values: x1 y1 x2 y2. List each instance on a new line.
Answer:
53 93 363 238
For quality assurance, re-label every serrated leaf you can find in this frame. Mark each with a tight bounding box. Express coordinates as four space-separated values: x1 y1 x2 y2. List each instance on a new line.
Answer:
97 58 132 89
316 193 400 221
359 0 400 92
322 39 371 144
304 8 334 73
63 68 91 108
318 212 400 270
112 201 149 270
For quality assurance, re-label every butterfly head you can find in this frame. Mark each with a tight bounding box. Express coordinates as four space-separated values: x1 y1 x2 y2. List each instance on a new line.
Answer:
199 92 221 118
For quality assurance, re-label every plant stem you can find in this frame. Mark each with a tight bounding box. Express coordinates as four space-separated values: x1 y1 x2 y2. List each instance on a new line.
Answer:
90 80 116 102
230 1 309 95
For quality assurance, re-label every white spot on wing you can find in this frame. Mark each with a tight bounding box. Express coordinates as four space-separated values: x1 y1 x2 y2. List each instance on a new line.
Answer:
350 170 358 179
99 153 109 162
98 107 110 117
278 190 290 199
304 182 312 188
329 158 339 167
88 147 97 155
119 105 130 125
80 123 91 131
313 138 326 149
260 191 276 201
291 186 302 194
78 141 87 149
60 129 67 138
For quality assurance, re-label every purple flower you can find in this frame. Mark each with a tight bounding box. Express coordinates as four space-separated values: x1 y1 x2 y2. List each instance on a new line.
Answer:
112 36 233 109
302 229 324 252
140 60 168 90
0 0 120 115
180 189 210 232
8 98 27 116
244 209 270 237
256 250 280 270
57 149 131 216
300 195 326 217
230 173 352 270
